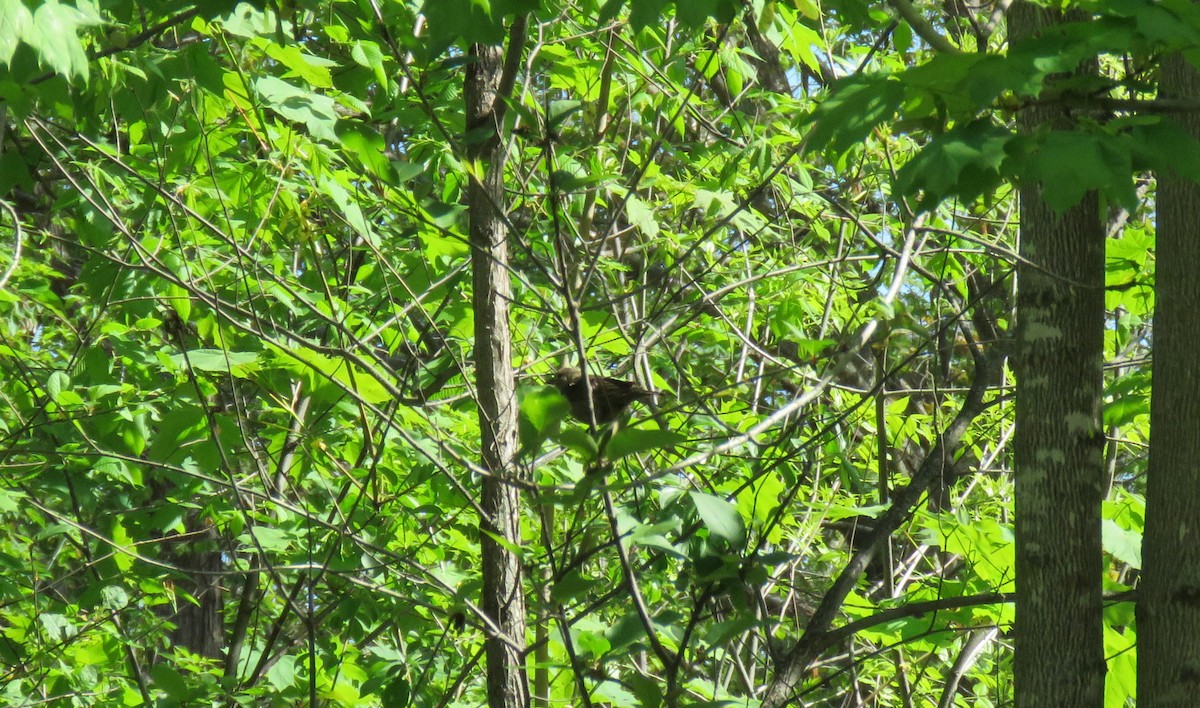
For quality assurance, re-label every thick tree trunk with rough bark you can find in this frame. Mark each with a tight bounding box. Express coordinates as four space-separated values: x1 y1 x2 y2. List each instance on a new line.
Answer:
466 38 530 708
1138 50 1200 707
164 519 224 659
1010 4 1107 706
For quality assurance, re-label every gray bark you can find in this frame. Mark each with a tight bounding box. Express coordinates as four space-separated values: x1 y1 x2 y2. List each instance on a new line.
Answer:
1137 49 1200 707
466 37 530 708
1010 3 1107 706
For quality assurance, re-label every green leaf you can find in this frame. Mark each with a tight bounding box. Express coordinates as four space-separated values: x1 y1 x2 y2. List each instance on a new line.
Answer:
627 516 687 559
481 528 524 555
805 76 905 156
255 75 339 142
899 52 993 107
0 0 33 66
551 569 594 603
575 627 612 658
691 492 746 546
111 518 134 572
555 427 600 461
607 428 686 459
1105 622 1137 707
1102 518 1142 569
351 40 388 86
780 14 824 73
625 195 659 238
25 0 96 83
46 370 69 401
266 655 299 691
520 385 570 432
322 174 377 243
152 664 190 700
674 0 739 27
273 345 391 404
100 585 130 611
895 119 1013 208
1103 394 1147 427
262 42 335 88
339 124 393 181
246 526 293 552
626 673 665 708
0 488 24 514
421 0 506 48
1006 18 1134 96
422 232 469 261
94 456 140 486
38 613 73 642
168 349 260 376
736 471 785 526
1020 130 1134 211
628 0 668 29
1128 118 1200 180
519 385 569 456
381 674 412 706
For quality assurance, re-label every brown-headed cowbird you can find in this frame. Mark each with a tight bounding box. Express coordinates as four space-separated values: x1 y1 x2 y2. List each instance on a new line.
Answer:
551 366 657 423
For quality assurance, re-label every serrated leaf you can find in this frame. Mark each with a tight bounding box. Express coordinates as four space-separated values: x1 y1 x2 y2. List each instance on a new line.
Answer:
0 0 33 66
1129 119 1200 180
895 119 1013 208
1024 130 1133 211
0 488 24 514
26 0 95 83
625 195 659 238
805 76 905 156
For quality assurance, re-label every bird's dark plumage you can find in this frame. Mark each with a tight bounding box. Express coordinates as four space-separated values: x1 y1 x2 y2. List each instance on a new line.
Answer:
551 366 656 423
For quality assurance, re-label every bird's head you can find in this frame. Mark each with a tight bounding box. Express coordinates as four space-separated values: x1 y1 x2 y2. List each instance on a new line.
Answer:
552 366 583 388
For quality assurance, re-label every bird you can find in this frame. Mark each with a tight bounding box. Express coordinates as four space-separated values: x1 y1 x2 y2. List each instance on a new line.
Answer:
551 366 657 424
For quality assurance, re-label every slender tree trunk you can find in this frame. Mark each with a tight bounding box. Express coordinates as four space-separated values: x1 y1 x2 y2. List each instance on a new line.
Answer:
1137 50 1200 707
466 38 530 707
1010 4 1107 706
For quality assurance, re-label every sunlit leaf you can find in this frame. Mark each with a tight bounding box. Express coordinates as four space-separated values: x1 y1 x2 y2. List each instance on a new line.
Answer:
691 492 746 547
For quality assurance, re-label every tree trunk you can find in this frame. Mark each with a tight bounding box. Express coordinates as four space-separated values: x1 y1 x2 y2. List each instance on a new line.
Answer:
156 507 225 660
167 542 224 659
466 37 530 708
1010 3 1107 706
1137 49 1200 707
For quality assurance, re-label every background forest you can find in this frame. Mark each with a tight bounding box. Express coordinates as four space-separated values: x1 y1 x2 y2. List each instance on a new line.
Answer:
1 0 1197 705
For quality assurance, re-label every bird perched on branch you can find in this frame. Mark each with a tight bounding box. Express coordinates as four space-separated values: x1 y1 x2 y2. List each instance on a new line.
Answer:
551 366 657 424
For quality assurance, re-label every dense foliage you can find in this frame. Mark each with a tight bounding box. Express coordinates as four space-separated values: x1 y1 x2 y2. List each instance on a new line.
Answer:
0 0 1174 704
